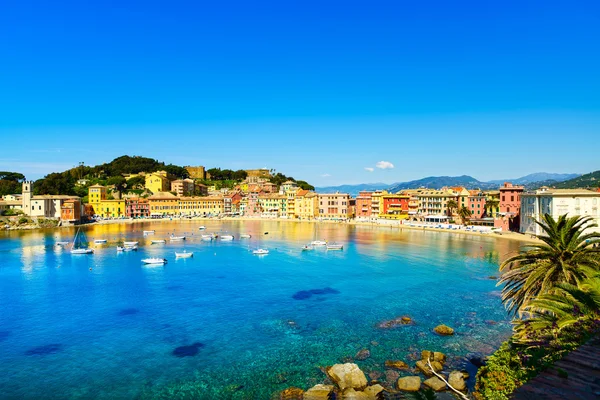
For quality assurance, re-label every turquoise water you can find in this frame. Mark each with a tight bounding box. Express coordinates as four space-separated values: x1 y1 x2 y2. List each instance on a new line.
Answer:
0 221 521 399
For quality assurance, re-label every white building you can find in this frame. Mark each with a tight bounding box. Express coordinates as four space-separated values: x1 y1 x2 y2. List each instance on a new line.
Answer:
21 181 80 219
520 188 600 235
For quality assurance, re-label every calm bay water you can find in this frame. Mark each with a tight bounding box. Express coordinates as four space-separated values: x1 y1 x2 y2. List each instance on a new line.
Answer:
0 221 522 399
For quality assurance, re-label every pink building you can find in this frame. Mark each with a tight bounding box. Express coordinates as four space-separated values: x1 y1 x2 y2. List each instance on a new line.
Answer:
126 198 150 218
467 190 487 219
318 193 351 219
496 182 524 231
244 191 261 216
355 191 372 218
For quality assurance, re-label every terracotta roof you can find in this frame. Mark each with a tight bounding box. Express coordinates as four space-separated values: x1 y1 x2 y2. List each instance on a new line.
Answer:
296 189 309 197
147 192 179 200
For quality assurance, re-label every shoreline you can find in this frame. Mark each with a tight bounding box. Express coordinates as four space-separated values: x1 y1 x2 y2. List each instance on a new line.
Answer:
19 215 540 245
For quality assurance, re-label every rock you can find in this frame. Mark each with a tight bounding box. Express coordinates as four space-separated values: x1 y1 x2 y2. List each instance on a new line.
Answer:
467 354 487 368
368 371 383 381
384 360 409 370
462 371 470 379
397 376 421 392
384 370 400 386
377 316 414 328
448 371 467 392
488 276 498 279
326 363 368 391
341 388 369 399
303 384 333 400
363 384 385 399
421 351 446 365
370 341 379 347
423 377 447 392
415 359 443 376
433 324 455 336
280 387 304 400
355 349 371 360
401 316 412 323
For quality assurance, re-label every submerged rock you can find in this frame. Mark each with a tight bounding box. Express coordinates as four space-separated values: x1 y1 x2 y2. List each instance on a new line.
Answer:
172 342 204 357
326 363 368 391
384 370 400 386
279 387 304 400
384 360 409 370
341 388 369 399
377 315 414 329
24 343 62 356
433 324 455 336
292 287 340 300
448 371 467 392
423 376 447 392
397 376 421 392
355 349 371 361
303 384 333 400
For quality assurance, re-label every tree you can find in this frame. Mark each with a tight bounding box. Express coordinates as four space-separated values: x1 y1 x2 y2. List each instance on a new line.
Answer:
296 180 315 191
33 173 76 195
126 176 145 189
447 199 458 217
232 169 248 181
106 176 127 193
0 172 25 182
457 206 472 225
485 198 499 218
163 164 189 179
498 214 600 316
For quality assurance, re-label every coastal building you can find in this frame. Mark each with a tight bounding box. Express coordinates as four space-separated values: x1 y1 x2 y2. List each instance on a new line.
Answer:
280 180 299 194
286 189 298 219
416 188 458 216
370 190 386 217
147 192 180 216
318 192 351 220
496 182 525 231
224 192 242 215
185 166 210 180
467 190 487 219
145 171 170 194
171 178 195 197
380 193 410 219
2 194 22 202
87 184 126 218
126 197 150 218
259 193 287 218
179 196 224 216
295 190 319 219
22 181 81 219
355 191 373 219
520 188 600 235
60 199 82 223
244 192 261 217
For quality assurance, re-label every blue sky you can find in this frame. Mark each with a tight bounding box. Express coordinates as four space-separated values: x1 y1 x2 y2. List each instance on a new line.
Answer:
1 1 599 186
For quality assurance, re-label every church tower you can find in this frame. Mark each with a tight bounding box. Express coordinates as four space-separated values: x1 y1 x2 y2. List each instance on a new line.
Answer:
22 180 33 215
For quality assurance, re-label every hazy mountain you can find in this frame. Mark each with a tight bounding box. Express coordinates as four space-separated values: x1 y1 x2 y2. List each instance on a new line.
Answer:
488 172 580 185
315 183 391 196
387 175 496 192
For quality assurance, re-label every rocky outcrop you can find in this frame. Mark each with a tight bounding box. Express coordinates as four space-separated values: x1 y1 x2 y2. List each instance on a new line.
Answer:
448 371 467 392
384 360 409 370
303 384 333 400
340 388 369 399
279 387 304 400
363 384 385 399
397 376 421 392
415 359 443 376
326 363 368 391
377 315 414 328
355 349 371 360
423 377 447 392
433 324 454 336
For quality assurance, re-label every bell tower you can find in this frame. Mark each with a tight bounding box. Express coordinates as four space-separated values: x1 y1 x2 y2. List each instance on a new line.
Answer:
22 180 33 214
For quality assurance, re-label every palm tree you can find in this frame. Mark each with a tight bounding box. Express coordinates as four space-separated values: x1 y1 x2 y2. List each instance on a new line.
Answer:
457 206 472 225
514 276 600 340
498 214 600 316
485 198 499 218
447 199 458 217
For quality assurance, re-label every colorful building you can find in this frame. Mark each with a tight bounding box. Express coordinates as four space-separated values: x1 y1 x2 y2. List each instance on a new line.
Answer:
467 190 487 219
148 192 180 216
145 171 170 194
380 193 410 219
170 178 196 197
60 199 82 223
355 191 373 219
244 192 261 217
295 190 319 219
87 184 125 218
318 193 351 219
126 197 150 218
416 189 458 216
259 193 287 218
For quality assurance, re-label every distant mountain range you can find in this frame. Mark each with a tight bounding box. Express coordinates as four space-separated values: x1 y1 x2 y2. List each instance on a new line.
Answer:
316 172 584 196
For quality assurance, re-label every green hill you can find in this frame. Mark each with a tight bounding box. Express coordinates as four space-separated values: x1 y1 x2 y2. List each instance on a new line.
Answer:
552 170 600 189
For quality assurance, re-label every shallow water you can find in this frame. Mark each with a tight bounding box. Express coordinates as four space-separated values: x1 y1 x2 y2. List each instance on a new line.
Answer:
0 220 521 399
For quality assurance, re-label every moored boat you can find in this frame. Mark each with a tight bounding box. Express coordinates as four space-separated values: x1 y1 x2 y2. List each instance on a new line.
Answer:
143 230 155 235
253 248 269 255
142 258 167 264
221 235 234 241
151 239 166 244
71 227 94 254
326 243 343 250
240 234 251 238
311 240 327 246
117 245 138 252
94 239 107 244
198 226 206 230
169 235 186 241
201 234 213 241
71 248 94 254
302 244 314 251
124 241 139 247
175 251 193 258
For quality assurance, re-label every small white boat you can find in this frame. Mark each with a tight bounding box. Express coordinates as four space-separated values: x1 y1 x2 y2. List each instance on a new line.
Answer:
117 245 137 252
175 251 193 258
221 235 234 241
201 234 213 241
253 248 269 255
240 234 251 238
142 258 167 264
311 240 328 246
124 241 139 247
94 239 107 244
55 241 69 246
71 248 94 254
302 244 314 251
198 226 206 230
170 235 186 241
151 239 166 244
143 230 155 235
326 243 343 250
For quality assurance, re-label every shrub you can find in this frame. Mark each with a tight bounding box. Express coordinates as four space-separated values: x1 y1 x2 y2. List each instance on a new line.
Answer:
17 216 30 225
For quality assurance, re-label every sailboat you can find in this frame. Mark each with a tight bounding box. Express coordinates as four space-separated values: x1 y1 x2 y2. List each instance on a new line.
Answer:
71 227 94 254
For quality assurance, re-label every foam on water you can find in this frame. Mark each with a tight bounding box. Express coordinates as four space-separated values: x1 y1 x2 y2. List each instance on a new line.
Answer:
0 221 521 399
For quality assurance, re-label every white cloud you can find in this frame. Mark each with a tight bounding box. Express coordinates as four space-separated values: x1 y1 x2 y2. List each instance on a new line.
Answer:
321 173 331 177
376 161 394 170
364 167 374 172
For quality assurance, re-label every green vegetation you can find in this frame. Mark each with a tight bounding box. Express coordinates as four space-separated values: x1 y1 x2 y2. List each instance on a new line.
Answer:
206 168 247 181
0 171 25 196
457 206 471 225
476 213 600 399
553 169 600 190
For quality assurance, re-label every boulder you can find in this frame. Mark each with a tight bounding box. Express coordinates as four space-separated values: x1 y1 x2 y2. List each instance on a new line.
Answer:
421 351 446 365
415 359 443 376
377 316 414 329
397 376 421 392
423 377 447 392
326 363 368 391
433 324 454 336
384 370 400 386
448 371 467 392
280 387 304 400
363 384 385 399
384 360 409 370
355 349 371 360
341 388 369 399
303 384 333 400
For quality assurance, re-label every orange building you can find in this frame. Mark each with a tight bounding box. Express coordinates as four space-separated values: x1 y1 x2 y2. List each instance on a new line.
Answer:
60 199 82 223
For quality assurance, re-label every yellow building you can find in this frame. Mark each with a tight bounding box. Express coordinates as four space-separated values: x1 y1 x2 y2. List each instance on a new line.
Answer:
148 192 180 216
295 190 319 219
88 184 126 217
258 193 287 218
286 189 297 219
145 171 170 194
147 193 225 216
185 166 210 180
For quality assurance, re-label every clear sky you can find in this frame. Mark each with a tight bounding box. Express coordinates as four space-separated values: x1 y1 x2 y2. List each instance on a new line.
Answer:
1 1 599 186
